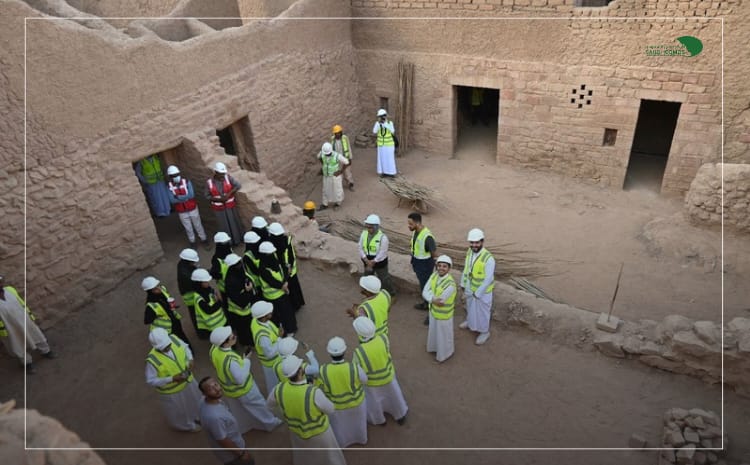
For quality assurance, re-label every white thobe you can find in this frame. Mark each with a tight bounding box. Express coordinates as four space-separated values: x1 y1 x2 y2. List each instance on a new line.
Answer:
257 334 280 394
325 361 368 447
317 151 349 206
364 375 408 425
145 344 202 431
423 274 456 362
372 120 397 175
461 250 496 334
0 287 50 365
267 381 347 465
222 355 282 433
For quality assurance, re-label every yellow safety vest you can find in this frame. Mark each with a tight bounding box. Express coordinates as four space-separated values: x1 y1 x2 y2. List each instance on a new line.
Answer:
217 259 229 293
463 248 495 294
273 382 330 439
318 362 365 410
147 286 180 333
376 121 395 147
145 335 193 395
428 273 456 320
194 291 226 331
331 134 352 159
209 345 254 398
284 236 298 277
359 229 384 257
0 286 36 338
243 252 261 289
274 358 309 384
320 152 341 177
251 319 280 367
354 334 394 387
259 265 285 300
411 227 434 259
358 290 391 337
140 155 164 184
181 291 197 309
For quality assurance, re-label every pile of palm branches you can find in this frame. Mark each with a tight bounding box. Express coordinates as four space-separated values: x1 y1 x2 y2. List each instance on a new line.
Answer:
379 176 448 213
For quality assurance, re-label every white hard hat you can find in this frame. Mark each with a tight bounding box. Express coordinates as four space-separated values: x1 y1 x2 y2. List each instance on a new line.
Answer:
141 276 159 291
322 142 333 155
149 328 171 350
353 316 376 340
209 326 232 346
359 275 381 294
436 255 453 266
327 336 347 356
224 253 242 267
268 222 285 236
377 108 387 116
467 228 485 242
191 268 212 282
179 248 199 262
251 300 273 319
166 165 180 176
258 241 276 254
277 337 299 357
214 162 227 174
251 216 268 229
214 232 231 243
243 231 261 244
281 355 304 378
364 214 381 225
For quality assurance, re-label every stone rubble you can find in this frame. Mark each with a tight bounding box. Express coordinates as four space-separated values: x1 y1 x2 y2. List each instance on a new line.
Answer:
660 407 726 465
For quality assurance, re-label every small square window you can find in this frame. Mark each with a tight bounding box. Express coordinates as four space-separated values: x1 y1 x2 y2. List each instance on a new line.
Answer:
603 128 617 146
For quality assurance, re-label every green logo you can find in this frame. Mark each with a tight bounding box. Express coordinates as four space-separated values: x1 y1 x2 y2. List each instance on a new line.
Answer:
645 36 703 57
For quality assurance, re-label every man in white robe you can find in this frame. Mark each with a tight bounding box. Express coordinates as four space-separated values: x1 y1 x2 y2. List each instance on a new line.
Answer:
317 142 349 210
145 328 202 432
460 228 496 345
423 255 457 363
372 109 397 177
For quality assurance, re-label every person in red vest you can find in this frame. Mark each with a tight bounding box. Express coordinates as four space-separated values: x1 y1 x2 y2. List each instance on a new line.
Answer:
167 165 208 249
205 162 243 246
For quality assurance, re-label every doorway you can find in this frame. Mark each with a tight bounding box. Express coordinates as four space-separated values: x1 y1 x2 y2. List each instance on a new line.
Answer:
454 85 499 162
216 116 260 172
623 99 681 193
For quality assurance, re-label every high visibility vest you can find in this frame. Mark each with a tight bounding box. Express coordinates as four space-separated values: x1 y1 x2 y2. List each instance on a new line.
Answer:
216 259 229 293
273 382 330 439
283 236 298 277
358 290 391 337
251 319 280 367
331 135 351 159
359 229 384 258
428 273 456 320
354 335 394 387
411 227 434 259
209 345 254 398
0 286 36 338
318 362 365 410
181 291 197 310
147 287 180 333
194 291 226 331
243 252 261 289
376 121 395 147
227 290 251 317
167 178 197 212
145 335 193 395
206 176 236 211
274 358 309 384
320 152 341 177
463 248 495 294
140 155 164 184
259 265 285 301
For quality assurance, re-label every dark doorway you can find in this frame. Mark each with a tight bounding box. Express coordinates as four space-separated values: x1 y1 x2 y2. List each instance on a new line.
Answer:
454 85 499 162
216 116 260 172
623 100 681 193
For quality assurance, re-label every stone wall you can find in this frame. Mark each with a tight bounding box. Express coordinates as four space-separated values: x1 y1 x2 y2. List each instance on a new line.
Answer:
685 163 750 233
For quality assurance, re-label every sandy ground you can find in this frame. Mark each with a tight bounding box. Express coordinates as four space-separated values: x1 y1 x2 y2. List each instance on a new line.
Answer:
2 131 750 465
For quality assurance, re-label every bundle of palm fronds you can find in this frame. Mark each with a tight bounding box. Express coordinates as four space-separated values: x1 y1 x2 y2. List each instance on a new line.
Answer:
379 175 448 213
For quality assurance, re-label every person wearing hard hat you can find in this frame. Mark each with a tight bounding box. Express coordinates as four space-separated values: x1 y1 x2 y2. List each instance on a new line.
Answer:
372 108 397 177
316 336 368 447
0 275 56 374
177 248 201 335
268 222 306 312
250 216 270 243
250 300 283 394
145 328 202 432
205 161 243 245
135 154 171 217
271 336 319 387
424 255 457 362
209 326 283 434
210 231 233 309
257 241 298 336
191 268 226 339
267 355 347 465
167 165 208 250
352 316 408 426
224 253 258 350
331 124 355 191
358 214 396 297
302 200 316 220
346 275 391 338
242 231 262 297
142 276 193 352
460 228 496 345
407 212 438 316
198 376 254 465
316 141 349 211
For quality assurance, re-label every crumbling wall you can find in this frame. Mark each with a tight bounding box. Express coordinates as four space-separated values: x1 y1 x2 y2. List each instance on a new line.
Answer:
237 0 298 20
685 163 750 233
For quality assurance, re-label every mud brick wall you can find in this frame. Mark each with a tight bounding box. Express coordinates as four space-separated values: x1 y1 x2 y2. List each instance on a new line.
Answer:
685 163 750 233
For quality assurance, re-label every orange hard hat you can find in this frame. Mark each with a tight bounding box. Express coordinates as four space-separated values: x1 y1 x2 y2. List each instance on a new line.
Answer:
332 125 343 134
303 200 316 210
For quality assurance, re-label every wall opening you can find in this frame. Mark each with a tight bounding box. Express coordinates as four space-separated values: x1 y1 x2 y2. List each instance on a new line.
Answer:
453 85 499 162
216 116 260 172
623 99 681 193
379 96 390 113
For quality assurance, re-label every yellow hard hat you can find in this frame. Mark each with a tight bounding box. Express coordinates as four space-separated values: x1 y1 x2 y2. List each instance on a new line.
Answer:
304 200 316 210
332 125 343 134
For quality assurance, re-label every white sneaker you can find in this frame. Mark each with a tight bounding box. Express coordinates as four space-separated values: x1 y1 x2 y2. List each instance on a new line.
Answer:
475 332 491 345
458 321 469 330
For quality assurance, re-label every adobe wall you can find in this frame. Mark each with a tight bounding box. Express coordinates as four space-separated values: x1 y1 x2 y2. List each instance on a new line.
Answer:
685 163 750 233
